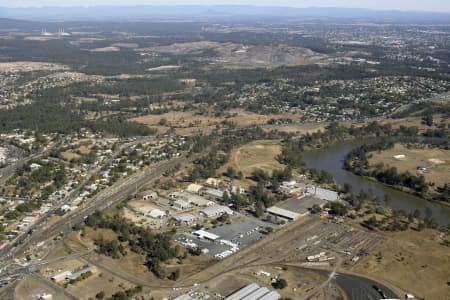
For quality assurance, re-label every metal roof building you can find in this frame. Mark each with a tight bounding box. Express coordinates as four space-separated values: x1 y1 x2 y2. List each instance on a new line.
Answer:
200 205 233 217
203 188 224 199
148 208 166 219
266 206 301 221
68 265 97 280
185 193 215 207
225 283 280 300
173 294 195 300
173 199 191 210
186 183 204 194
173 213 197 223
51 271 72 283
258 291 281 300
306 186 339 201
193 229 220 241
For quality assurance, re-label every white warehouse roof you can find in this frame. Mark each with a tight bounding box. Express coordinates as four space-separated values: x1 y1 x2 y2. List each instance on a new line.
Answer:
306 186 338 201
186 183 203 194
173 294 195 300
149 208 166 218
266 206 300 220
193 229 220 240
173 213 196 222
225 283 280 300
201 205 233 217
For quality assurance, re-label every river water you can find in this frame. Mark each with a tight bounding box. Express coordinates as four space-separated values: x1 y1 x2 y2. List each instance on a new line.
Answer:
303 140 450 225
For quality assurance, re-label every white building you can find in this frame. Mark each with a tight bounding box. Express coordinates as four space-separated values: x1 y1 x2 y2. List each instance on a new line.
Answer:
173 200 191 211
193 229 220 241
266 206 301 221
142 191 158 200
148 209 166 219
186 183 203 194
200 205 233 218
306 186 339 201
173 213 197 224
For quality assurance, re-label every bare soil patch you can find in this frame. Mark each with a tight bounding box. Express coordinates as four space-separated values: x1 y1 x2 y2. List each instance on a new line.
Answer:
351 229 450 300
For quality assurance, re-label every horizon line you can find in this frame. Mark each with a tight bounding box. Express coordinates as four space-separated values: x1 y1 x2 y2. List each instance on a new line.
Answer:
1 4 450 14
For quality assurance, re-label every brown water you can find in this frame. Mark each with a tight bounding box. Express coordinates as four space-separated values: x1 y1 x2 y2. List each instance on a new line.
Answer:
303 140 450 225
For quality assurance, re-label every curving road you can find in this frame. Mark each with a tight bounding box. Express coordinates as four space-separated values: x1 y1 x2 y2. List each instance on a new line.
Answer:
311 269 398 300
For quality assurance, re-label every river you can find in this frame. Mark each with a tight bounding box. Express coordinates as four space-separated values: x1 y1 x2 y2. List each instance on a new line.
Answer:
303 140 450 225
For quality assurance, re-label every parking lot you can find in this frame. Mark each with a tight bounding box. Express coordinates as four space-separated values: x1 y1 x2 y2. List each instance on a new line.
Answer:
177 214 275 256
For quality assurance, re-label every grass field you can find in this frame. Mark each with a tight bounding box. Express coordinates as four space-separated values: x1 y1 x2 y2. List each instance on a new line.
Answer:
351 229 450 299
218 140 284 185
381 114 448 131
368 143 450 189
130 109 302 134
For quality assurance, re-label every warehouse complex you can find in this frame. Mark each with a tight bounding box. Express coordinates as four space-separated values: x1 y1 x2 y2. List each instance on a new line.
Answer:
225 283 280 300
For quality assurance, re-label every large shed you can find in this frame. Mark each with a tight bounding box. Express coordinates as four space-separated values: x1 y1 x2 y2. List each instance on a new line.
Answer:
266 206 301 221
193 229 220 241
200 205 233 218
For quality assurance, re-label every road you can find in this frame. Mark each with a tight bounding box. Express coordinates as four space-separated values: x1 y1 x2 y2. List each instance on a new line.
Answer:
1 249 93 278
312 269 398 300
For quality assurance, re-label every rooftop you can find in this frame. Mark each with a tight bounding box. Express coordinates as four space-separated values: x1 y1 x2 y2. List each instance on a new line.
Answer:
266 206 301 220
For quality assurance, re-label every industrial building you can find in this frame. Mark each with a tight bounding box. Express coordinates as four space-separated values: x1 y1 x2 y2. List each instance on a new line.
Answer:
172 294 195 300
68 265 97 280
266 206 301 221
193 229 220 241
200 205 233 218
148 208 166 219
51 271 72 283
203 188 224 199
173 213 197 224
184 193 215 207
142 191 158 200
186 183 204 194
225 283 280 300
306 186 339 201
173 199 191 210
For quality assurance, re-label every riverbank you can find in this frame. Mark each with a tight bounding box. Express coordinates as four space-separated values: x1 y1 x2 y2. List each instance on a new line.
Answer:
302 140 450 225
344 141 449 207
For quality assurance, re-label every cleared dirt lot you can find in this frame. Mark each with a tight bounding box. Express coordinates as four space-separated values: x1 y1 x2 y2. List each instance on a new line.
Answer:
140 41 328 68
368 143 450 189
14 275 69 300
218 140 284 183
351 229 450 300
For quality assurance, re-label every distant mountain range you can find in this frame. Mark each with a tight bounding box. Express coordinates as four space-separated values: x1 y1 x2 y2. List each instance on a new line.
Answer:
0 5 449 22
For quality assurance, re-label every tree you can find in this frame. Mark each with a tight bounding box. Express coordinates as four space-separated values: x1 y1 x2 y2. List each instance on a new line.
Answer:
328 201 348 216
226 166 236 178
223 191 230 203
255 201 264 218
265 226 273 234
343 183 352 194
95 291 105 299
310 204 322 214
168 269 180 281
422 113 433 126
273 278 288 289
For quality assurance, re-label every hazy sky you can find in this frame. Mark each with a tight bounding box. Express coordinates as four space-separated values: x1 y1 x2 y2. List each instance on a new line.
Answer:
1 0 450 12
